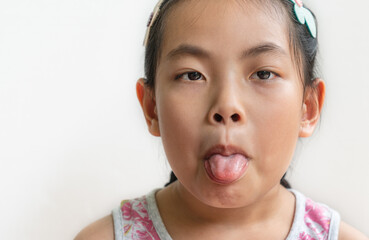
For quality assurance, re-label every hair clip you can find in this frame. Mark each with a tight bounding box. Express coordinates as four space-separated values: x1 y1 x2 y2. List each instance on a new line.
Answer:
289 0 317 38
143 0 165 46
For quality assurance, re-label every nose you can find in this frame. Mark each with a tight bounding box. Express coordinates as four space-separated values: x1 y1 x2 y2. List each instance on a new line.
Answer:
208 84 245 126
213 112 241 123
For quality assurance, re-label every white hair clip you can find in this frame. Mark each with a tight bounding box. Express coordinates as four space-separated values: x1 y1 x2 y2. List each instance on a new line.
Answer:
143 0 165 46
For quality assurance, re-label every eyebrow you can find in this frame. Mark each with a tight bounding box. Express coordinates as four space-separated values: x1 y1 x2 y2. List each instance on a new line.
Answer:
241 43 287 58
166 44 210 60
165 42 287 60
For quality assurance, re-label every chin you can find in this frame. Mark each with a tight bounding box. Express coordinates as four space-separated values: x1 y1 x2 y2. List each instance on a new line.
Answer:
193 181 258 209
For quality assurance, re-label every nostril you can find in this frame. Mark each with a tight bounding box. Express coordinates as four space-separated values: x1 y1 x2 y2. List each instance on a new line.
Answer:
213 113 223 122
231 114 240 122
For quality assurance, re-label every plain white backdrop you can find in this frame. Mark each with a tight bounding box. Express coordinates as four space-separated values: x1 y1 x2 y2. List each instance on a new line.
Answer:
0 0 368 239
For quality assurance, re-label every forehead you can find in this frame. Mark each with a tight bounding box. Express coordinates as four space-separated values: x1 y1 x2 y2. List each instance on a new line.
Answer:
159 0 291 63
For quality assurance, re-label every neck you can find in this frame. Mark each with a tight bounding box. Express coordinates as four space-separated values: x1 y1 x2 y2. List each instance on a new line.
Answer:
157 181 295 228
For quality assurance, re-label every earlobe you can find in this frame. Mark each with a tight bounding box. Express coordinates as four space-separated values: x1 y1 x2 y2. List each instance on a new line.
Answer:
299 78 325 138
136 78 160 137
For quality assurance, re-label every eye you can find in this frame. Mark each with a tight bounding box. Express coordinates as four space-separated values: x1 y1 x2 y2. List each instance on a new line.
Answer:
175 71 204 81
250 70 278 81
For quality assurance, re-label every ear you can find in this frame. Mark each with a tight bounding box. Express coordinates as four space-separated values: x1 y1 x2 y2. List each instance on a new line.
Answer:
299 78 325 138
136 78 160 137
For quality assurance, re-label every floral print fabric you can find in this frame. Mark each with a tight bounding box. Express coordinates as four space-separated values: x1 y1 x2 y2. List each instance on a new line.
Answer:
298 198 332 240
121 197 160 240
117 190 339 240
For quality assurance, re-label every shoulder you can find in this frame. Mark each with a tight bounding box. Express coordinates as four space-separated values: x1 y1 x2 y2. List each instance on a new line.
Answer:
295 191 368 240
288 189 341 239
74 215 114 240
338 221 368 240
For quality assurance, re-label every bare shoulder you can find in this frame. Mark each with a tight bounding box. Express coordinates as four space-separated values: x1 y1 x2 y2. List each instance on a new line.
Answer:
338 221 368 240
74 215 114 240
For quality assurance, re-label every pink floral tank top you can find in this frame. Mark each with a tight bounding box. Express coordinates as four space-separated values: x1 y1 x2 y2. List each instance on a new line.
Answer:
112 189 340 240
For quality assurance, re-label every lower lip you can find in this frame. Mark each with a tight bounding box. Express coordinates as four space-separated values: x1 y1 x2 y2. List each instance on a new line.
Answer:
204 154 249 185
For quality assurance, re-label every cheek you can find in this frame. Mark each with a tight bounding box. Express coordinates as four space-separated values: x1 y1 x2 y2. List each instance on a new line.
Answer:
155 89 204 170
250 86 302 173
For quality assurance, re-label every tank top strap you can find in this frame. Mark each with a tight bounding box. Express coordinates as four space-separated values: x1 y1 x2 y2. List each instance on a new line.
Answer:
112 189 172 240
287 189 340 240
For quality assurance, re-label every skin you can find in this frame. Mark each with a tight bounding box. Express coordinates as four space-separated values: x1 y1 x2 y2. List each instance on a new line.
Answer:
75 0 368 239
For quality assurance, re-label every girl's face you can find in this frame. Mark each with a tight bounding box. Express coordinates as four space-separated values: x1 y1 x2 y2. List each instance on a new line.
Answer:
147 0 308 208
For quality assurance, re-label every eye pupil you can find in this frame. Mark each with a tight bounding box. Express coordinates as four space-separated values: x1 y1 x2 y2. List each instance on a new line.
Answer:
188 72 202 80
257 71 271 80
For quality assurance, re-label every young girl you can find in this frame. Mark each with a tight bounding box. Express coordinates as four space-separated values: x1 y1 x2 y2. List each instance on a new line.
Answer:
76 0 367 239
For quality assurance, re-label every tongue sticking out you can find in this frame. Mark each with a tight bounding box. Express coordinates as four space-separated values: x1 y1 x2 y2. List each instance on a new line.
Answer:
205 154 248 184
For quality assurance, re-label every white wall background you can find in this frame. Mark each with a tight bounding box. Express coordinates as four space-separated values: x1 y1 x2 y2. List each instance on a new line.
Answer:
0 0 368 239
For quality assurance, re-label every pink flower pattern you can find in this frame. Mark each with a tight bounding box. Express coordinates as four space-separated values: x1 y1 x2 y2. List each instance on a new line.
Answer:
299 232 316 240
299 198 331 240
121 197 160 240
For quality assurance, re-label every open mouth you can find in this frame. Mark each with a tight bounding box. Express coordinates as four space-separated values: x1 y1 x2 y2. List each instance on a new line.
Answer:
203 145 249 184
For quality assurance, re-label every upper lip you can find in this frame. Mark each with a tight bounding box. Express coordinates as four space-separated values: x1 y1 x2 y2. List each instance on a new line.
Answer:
203 144 249 160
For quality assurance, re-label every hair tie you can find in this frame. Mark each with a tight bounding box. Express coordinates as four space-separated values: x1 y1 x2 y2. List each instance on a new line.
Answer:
143 0 165 46
289 0 317 38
